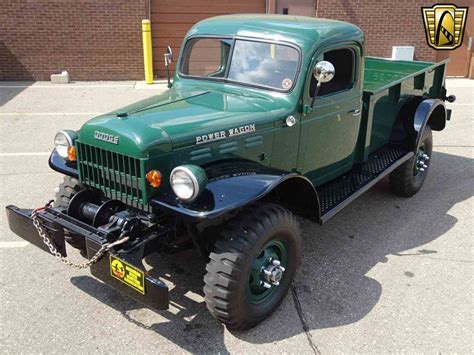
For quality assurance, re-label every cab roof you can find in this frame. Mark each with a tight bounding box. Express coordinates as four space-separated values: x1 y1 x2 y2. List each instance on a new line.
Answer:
186 14 363 52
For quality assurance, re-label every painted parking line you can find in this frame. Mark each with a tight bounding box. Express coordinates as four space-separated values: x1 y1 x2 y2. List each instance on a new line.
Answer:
0 152 51 157
1 112 103 116
0 241 29 248
0 84 135 88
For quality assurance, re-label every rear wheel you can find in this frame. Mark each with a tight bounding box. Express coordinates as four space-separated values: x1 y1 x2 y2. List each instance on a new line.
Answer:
54 176 86 251
390 126 433 197
204 203 302 330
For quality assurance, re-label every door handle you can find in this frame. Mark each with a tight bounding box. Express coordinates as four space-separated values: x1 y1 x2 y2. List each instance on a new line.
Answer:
348 109 360 116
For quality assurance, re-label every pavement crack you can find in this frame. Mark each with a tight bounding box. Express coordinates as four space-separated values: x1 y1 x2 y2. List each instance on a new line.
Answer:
291 284 321 355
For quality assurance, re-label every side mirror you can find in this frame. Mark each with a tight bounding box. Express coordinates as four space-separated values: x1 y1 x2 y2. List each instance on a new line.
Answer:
309 61 335 109
164 45 173 65
164 46 173 88
313 61 335 83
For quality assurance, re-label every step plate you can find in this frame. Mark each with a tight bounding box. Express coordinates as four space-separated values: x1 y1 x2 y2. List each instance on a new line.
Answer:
317 145 412 219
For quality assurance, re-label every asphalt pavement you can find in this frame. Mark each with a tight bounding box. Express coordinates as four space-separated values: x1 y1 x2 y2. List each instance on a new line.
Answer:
0 79 472 353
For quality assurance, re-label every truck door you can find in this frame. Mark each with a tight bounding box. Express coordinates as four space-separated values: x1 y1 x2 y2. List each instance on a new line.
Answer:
298 44 362 186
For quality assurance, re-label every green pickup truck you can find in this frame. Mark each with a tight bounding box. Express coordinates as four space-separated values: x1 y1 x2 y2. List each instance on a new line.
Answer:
6 15 454 329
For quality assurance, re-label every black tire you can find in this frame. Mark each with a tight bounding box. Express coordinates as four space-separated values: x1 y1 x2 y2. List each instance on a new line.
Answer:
204 203 302 330
389 126 433 197
54 176 86 250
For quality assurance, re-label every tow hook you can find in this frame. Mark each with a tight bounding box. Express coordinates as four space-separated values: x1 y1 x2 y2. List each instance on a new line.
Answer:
261 258 285 289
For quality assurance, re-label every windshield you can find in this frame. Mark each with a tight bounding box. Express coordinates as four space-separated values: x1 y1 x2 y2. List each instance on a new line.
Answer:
179 37 300 91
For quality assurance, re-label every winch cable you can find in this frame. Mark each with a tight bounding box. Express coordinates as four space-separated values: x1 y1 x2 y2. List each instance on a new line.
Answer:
31 200 129 269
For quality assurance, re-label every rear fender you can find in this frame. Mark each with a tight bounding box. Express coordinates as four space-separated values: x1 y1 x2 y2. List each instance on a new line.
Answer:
151 162 320 221
413 98 447 148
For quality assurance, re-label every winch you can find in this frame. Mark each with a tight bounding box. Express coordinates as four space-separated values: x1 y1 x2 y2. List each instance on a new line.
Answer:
66 189 143 237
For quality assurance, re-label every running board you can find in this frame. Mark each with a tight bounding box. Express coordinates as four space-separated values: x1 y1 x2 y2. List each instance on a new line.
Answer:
317 145 414 223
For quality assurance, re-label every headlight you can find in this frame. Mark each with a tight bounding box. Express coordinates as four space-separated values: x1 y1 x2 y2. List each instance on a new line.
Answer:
170 165 207 202
54 130 77 160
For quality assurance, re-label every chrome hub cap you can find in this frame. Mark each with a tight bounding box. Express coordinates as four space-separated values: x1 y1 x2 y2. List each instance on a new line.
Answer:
414 146 430 176
261 259 286 288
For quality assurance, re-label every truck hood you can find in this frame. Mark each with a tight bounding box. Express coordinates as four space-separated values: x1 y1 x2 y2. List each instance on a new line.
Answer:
78 85 291 158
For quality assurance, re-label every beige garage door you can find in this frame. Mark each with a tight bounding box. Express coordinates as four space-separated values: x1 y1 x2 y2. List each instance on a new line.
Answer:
151 0 266 78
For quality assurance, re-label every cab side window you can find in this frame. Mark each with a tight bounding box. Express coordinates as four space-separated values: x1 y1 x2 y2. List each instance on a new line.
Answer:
310 48 356 97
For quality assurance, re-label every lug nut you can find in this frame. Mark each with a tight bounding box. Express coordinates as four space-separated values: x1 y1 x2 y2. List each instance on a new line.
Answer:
419 168 425 172
273 281 280 286
422 164 428 169
262 282 272 289
272 260 281 266
279 266 285 272
263 269 271 276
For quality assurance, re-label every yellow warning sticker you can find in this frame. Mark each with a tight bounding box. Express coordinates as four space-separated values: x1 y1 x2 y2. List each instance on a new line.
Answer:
110 255 145 294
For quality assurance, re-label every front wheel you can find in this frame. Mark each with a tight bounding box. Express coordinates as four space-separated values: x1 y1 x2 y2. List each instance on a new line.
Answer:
54 176 86 251
389 126 433 197
204 204 302 330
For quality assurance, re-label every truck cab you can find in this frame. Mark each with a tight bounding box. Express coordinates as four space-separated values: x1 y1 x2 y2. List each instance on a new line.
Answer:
172 15 367 187
6 15 452 330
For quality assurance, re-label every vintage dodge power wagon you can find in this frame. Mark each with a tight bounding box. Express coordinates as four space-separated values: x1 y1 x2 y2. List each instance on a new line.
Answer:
6 15 455 329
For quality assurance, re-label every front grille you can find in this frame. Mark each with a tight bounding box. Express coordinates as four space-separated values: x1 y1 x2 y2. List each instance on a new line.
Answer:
76 142 146 207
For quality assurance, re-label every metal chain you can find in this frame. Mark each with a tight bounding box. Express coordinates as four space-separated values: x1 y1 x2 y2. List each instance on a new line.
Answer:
31 212 129 269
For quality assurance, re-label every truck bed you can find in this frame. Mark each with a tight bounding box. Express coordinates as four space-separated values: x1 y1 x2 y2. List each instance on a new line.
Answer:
363 57 447 94
360 56 448 156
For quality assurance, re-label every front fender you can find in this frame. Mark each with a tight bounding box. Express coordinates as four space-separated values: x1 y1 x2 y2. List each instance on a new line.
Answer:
413 99 447 148
151 163 320 221
49 149 78 178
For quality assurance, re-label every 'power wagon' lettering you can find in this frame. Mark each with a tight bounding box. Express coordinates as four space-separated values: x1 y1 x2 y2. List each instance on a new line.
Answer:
196 124 256 145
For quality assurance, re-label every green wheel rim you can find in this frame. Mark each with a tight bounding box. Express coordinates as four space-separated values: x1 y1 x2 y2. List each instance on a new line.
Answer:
246 240 288 304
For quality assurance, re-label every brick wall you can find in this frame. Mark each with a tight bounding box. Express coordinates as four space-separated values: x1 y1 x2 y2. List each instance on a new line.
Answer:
0 0 147 81
0 0 448 81
316 0 438 61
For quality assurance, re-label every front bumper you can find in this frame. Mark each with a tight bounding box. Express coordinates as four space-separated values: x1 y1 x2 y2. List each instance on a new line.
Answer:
5 205 169 310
